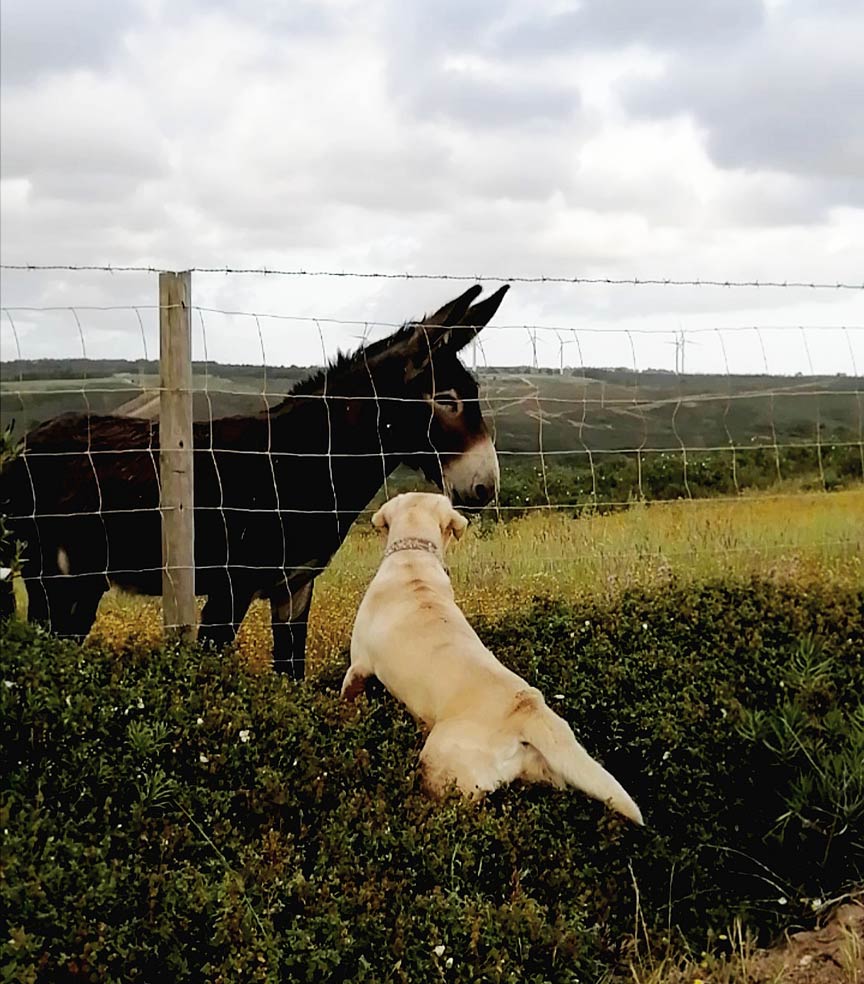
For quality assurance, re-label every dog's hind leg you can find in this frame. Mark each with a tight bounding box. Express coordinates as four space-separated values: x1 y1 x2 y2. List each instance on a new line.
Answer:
340 663 372 701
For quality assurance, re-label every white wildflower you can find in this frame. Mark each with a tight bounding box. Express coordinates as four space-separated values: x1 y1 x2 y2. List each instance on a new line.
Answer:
199 753 209 764
3 680 15 689
553 694 565 701
239 729 251 743
196 717 204 726
433 944 445 957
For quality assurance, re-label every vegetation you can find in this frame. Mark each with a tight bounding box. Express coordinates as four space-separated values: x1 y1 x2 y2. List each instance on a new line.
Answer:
2 572 862 983
88 489 864 668
1 361 861 980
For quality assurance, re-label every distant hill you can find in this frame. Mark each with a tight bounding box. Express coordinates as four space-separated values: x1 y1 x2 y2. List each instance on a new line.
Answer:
2 358 859 454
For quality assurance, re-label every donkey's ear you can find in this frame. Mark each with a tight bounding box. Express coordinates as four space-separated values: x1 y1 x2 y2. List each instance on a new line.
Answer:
421 285 483 328
402 284 510 381
447 284 510 353
406 285 484 369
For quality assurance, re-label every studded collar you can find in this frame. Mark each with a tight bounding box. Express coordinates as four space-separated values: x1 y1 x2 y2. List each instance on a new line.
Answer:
383 536 447 572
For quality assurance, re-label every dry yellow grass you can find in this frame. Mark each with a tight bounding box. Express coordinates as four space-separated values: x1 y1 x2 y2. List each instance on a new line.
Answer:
86 488 863 671
625 902 864 984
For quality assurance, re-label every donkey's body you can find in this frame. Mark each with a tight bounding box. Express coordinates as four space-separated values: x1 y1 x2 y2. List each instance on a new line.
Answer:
2 286 508 677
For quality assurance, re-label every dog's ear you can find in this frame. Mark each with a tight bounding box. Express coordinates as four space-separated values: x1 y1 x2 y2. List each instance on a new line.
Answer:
447 506 468 540
371 503 389 532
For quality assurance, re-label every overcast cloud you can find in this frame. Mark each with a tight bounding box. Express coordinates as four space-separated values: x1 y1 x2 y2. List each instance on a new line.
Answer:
0 0 861 373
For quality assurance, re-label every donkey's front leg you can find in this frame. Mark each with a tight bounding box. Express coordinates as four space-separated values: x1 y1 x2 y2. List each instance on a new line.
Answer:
270 580 314 679
198 574 255 651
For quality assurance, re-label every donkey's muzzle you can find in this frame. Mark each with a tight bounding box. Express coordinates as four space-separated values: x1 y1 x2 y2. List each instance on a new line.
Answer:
452 482 494 507
450 477 498 508
441 434 500 508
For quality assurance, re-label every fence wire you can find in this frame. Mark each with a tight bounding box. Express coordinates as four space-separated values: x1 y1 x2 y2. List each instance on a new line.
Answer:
1 268 862 651
2 262 863 290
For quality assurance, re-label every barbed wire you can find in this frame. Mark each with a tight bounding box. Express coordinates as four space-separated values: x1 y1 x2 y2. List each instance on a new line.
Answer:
2 263 862 290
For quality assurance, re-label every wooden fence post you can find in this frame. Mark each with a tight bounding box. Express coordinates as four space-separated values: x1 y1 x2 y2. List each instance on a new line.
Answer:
159 270 196 642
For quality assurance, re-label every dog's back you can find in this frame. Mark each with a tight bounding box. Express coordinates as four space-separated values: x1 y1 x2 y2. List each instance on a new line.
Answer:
351 549 523 725
345 492 643 825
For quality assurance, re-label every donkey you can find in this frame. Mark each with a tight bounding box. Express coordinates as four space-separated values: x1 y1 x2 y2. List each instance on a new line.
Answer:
1 285 509 678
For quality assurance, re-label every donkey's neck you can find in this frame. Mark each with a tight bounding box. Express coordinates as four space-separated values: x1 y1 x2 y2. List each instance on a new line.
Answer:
269 384 406 539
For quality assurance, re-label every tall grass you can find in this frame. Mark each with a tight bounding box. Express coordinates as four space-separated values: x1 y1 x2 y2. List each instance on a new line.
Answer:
90 488 863 669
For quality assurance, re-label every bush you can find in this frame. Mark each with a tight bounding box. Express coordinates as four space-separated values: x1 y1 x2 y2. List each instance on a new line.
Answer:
494 444 863 515
2 578 862 982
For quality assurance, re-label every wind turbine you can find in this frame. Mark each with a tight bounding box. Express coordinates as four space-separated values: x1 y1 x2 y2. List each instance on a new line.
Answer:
524 326 539 371
665 326 700 374
556 331 577 374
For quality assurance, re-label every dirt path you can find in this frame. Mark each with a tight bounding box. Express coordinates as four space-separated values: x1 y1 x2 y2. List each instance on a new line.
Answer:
746 902 863 984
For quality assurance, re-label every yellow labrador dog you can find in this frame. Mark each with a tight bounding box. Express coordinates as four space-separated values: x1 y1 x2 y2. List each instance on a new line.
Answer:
342 492 643 825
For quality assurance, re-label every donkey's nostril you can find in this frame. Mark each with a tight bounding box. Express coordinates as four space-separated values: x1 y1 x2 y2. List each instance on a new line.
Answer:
473 483 490 504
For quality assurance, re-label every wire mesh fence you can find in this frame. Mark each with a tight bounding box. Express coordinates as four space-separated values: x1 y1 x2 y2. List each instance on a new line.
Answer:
1 265 862 672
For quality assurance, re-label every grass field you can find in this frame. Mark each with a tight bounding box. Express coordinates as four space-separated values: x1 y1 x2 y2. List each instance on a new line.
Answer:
88 487 864 671
4 487 863 982
4 358 862 980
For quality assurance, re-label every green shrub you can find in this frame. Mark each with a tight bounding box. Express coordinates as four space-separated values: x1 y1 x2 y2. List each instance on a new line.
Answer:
493 444 863 515
2 578 862 982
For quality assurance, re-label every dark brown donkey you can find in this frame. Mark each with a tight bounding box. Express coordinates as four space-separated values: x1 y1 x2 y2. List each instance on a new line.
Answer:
1 285 509 678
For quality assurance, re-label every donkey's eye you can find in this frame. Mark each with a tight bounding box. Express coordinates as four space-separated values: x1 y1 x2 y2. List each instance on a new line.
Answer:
433 391 461 414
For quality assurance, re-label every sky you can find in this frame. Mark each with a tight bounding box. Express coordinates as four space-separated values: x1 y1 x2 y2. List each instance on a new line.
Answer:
0 0 862 375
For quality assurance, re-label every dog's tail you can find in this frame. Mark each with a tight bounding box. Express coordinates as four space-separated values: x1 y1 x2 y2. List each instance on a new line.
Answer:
518 695 643 825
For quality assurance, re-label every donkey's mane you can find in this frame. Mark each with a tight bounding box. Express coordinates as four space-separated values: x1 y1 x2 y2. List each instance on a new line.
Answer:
278 283 508 405
278 320 420 401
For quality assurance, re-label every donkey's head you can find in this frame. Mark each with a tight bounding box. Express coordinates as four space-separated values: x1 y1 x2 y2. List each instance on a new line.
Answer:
367 284 509 506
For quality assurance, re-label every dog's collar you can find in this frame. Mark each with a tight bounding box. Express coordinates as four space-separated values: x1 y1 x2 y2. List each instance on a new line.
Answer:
384 537 447 572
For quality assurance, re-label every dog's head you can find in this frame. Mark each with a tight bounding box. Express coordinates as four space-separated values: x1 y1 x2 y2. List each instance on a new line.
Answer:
371 492 468 548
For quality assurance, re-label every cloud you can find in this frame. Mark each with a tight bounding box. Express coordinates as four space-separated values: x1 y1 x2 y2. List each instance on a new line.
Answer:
1 72 169 197
0 0 144 85
384 2 582 128
490 0 764 56
0 0 862 376
621 4 864 200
